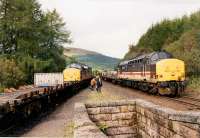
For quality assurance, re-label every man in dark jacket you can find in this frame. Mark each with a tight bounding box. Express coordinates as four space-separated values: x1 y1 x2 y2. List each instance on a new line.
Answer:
96 75 103 92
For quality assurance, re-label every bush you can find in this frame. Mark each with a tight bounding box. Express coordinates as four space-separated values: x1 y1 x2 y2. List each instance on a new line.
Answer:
188 76 200 90
0 59 25 88
0 86 4 93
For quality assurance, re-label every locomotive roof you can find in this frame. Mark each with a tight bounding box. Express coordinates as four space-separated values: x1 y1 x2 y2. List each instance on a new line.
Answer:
119 53 150 66
119 51 172 66
67 63 91 70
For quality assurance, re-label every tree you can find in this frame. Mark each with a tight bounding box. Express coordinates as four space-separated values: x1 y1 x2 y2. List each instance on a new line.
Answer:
165 30 200 76
0 0 72 86
0 0 43 57
36 9 71 72
125 10 200 77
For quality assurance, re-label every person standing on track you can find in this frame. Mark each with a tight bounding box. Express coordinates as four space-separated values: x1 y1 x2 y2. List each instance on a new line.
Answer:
96 75 103 92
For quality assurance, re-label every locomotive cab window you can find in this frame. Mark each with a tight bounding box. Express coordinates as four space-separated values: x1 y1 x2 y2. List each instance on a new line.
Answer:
122 65 127 71
151 53 159 61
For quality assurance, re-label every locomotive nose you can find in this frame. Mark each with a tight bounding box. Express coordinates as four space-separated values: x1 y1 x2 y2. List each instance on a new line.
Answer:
156 59 185 82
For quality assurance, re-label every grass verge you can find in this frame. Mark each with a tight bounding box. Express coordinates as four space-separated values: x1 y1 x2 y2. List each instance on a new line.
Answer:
86 90 123 103
64 121 74 138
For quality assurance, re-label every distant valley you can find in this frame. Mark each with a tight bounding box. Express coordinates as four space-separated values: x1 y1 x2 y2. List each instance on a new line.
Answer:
63 47 120 70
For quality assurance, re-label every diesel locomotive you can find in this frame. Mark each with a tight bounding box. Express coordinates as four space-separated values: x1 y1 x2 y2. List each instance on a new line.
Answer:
103 51 186 96
63 63 92 82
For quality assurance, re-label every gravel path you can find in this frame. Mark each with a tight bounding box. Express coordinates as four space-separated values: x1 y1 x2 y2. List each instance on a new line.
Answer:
21 89 90 137
20 81 197 137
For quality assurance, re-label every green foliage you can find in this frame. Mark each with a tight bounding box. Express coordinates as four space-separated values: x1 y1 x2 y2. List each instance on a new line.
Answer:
187 76 200 89
63 48 119 71
124 10 200 78
76 54 119 70
164 30 200 76
98 123 108 133
0 58 25 88
92 70 101 76
137 19 184 51
0 0 71 88
124 46 152 60
17 56 53 83
0 86 4 93
66 56 78 66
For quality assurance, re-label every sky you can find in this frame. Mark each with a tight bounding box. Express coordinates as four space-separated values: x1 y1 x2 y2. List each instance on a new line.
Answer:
39 0 200 58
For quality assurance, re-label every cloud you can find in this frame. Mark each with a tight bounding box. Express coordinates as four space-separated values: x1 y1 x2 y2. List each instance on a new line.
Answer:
39 0 200 58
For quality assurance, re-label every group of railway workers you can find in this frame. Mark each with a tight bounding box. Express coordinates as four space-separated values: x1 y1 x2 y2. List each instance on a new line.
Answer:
90 75 103 92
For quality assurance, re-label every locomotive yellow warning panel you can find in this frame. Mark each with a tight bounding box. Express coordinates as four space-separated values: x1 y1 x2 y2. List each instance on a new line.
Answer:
63 63 92 82
63 68 81 82
156 59 185 82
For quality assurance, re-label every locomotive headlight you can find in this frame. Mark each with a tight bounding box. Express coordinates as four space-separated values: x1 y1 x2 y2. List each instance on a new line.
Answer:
155 75 158 79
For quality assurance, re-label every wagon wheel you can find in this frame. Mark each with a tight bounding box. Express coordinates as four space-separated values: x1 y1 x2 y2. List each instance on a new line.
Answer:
142 83 149 92
149 87 158 95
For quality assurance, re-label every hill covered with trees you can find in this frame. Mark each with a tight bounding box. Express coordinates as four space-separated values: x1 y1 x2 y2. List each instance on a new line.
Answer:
0 0 71 91
124 11 200 78
64 47 119 70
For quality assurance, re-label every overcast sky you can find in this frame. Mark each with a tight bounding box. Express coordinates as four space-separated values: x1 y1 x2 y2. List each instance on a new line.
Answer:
39 0 200 58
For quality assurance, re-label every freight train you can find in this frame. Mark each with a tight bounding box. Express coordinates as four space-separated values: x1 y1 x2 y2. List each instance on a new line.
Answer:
102 51 186 96
0 63 92 133
35 63 93 86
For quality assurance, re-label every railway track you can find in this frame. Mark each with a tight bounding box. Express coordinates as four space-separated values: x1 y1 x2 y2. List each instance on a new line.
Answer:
169 96 200 110
147 93 200 110
149 95 200 110
137 92 200 110
104 79 200 110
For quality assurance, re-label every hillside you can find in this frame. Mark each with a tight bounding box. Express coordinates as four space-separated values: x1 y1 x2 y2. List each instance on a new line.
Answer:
64 47 98 57
124 11 200 76
64 47 119 70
